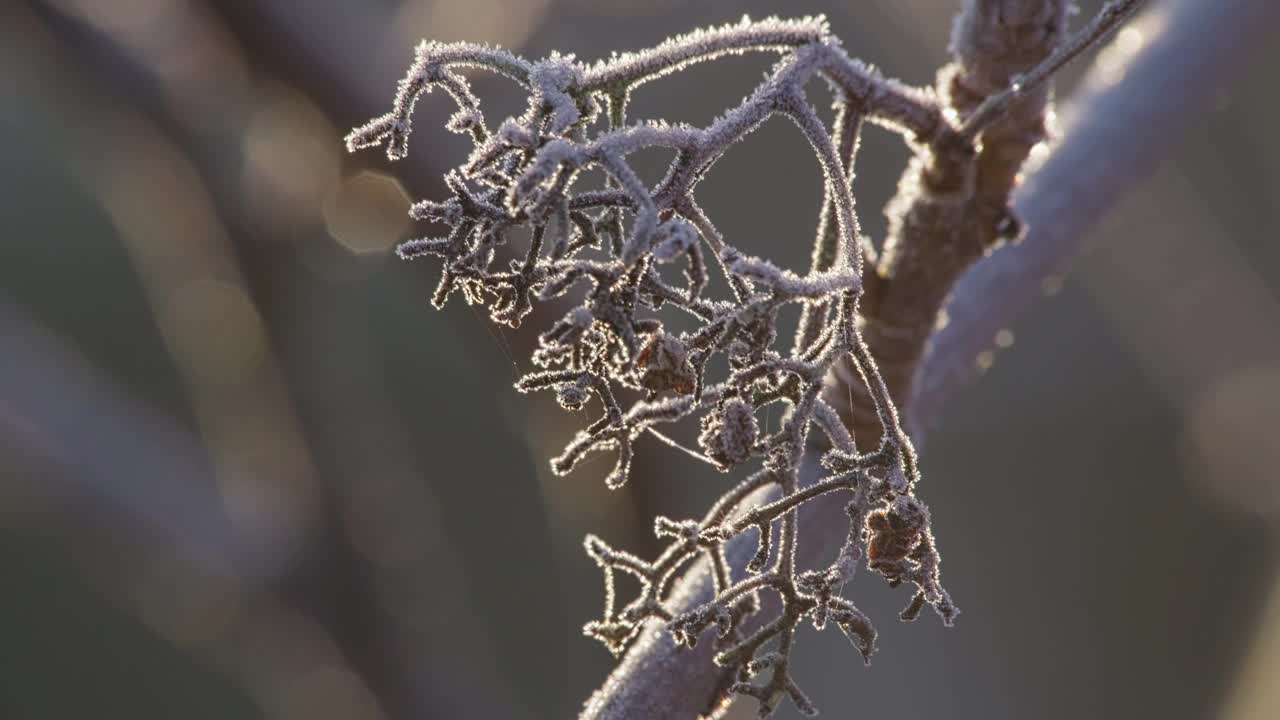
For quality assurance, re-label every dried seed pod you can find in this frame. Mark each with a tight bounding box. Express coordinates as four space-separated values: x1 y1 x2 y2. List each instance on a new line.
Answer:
698 398 759 471
867 496 929 574
556 380 590 411
635 331 696 396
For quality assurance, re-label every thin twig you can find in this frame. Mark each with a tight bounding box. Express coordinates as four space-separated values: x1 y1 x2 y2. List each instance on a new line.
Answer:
959 0 1147 141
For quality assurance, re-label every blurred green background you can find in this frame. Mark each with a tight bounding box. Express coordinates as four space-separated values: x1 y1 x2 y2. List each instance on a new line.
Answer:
0 1 1276 718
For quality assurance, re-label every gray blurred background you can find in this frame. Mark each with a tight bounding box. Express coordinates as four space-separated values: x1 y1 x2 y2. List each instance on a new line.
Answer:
0 1 1276 718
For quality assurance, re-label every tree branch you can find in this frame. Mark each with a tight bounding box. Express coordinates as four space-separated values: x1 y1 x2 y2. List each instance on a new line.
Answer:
912 0 1280 432
832 0 1071 445
581 0 1275 716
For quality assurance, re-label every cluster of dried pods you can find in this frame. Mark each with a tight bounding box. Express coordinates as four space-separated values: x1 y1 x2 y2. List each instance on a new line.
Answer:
342 13 1090 716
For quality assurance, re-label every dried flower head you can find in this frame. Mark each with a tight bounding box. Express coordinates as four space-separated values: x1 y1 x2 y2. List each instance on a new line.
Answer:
345 15 956 716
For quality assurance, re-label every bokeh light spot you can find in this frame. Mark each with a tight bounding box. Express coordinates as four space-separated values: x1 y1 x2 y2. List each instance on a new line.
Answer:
323 171 412 256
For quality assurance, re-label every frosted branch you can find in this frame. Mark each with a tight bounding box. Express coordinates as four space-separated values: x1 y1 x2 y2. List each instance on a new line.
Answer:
342 3 1161 717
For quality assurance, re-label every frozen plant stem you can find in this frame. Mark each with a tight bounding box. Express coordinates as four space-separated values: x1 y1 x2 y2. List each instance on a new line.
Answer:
345 2 1146 717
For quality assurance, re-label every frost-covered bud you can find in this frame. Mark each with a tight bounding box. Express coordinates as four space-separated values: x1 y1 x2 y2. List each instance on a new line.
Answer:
556 381 590 411
829 600 877 664
651 218 698 263
496 118 536 148
445 108 484 135
635 331 696 396
409 197 462 224
866 496 928 572
529 57 585 135
698 398 758 471
670 603 734 649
